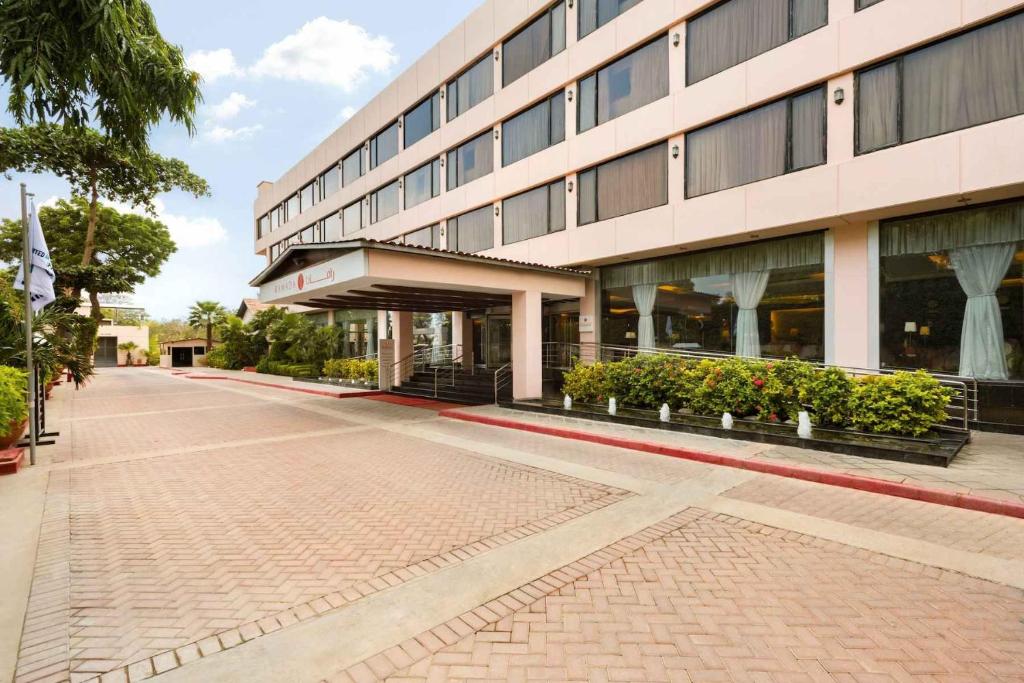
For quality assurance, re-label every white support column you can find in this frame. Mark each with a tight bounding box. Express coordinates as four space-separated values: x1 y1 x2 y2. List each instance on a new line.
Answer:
452 311 473 366
392 311 414 385
511 290 543 400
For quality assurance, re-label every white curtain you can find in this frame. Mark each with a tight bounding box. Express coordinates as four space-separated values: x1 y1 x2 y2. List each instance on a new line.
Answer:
430 313 445 364
731 270 770 358
632 284 657 350
950 243 1015 379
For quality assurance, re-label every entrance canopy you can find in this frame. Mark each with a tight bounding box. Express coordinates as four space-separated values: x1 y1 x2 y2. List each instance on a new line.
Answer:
250 239 591 310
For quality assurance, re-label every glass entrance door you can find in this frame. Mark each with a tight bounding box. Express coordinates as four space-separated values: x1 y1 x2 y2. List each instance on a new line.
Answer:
485 315 512 368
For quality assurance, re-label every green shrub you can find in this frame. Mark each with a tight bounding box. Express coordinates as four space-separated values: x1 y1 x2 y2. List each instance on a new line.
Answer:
206 345 231 370
562 356 953 437
0 366 28 428
323 358 378 383
255 356 271 374
264 361 318 378
561 362 613 404
800 366 854 426
848 370 953 437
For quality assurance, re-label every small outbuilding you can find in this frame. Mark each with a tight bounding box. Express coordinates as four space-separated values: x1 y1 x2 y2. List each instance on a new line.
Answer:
159 338 219 368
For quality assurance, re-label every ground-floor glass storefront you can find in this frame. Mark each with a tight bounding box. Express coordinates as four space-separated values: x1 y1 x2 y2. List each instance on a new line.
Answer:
601 233 826 360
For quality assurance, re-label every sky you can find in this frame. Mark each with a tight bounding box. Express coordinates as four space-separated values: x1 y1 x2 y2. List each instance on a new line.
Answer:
0 0 482 320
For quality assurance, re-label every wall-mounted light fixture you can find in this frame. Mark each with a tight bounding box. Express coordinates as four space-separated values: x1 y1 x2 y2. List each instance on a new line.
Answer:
494 128 500 140
673 33 680 47
494 49 500 61
568 0 573 7
671 144 680 159
567 89 574 102
494 206 500 217
439 89 445 99
398 118 403 128
439 157 445 167
833 87 845 105
567 180 574 192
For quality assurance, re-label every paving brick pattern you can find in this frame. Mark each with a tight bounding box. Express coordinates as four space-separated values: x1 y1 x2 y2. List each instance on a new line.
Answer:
351 509 1024 683
725 476 1024 561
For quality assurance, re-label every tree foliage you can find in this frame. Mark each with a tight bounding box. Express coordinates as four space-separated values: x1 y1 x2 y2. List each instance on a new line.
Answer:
187 301 228 351
0 197 177 302
0 0 201 151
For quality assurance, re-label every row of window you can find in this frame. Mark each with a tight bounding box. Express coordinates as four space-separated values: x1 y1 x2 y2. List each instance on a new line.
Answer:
263 3 1020 252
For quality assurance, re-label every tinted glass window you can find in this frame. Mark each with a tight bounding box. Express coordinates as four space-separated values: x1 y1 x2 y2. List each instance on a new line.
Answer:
447 55 494 121
502 91 565 166
578 36 668 133
404 92 441 148
503 2 566 86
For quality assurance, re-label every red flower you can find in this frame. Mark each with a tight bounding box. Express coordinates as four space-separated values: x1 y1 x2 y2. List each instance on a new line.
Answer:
769 413 779 422
766 363 775 371
753 378 764 388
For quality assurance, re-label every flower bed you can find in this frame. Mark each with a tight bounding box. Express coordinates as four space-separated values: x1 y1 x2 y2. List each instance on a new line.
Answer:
562 355 953 438
322 358 379 384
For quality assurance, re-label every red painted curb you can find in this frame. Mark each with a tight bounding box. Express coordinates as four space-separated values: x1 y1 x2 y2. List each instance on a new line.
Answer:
183 375 384 400
438 409 1024 520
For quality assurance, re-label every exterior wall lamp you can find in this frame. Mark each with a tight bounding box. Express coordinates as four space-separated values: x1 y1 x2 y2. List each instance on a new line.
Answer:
671 144 680 159
567 89 574 102
494 206 500 217
567 180 574 192
834 87 845 105
494 49 500 61
673 33 680 47
494 128 500 140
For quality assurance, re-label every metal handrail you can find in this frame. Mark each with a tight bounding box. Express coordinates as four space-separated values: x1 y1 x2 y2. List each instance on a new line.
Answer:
433 350 464 397
543 341 975 433
394 343 461 384
493 362 512 404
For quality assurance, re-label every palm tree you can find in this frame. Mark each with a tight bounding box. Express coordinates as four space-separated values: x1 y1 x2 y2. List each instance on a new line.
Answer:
187 301 227 353
117 341 139 366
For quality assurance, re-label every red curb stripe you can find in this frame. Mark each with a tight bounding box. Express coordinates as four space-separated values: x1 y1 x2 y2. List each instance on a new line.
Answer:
438 409 1024 520
183 375 384 399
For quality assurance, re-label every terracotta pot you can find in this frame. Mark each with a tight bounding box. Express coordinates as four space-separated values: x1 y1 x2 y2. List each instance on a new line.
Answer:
0 418 28 450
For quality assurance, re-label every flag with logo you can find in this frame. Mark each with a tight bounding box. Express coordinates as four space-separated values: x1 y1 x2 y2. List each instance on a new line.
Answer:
14 202 57 311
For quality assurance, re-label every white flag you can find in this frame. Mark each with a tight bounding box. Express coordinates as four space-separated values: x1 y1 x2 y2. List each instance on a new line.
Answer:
14 202 57 311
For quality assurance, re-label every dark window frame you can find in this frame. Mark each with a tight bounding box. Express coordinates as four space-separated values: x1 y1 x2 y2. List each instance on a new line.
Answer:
501 90 566 167
685 0 829 85
446 53 494 122
855 0 885 10
403 91 442 149
369 120 400 170
446 129 494 190
683 84 828 199
369 179 400 225
502 179 566 245
320 162 341 199
853 9 1024 156
576 33 668 133
577 0 644 40
502 0 567 87
404 158 442 209
578 141 669 226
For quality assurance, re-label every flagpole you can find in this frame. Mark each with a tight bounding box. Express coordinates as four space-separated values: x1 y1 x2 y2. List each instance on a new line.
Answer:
20 183 37 466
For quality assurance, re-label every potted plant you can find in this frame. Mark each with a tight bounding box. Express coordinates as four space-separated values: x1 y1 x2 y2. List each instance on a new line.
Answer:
118 341 139 367
0 367 29 450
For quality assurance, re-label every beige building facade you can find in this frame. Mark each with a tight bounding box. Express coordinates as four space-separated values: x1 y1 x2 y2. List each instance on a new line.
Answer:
253 0 1024 428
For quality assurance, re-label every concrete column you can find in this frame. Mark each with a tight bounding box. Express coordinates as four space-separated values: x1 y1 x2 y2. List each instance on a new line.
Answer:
377 339 394 391
831 222 873 369
451 311 474 367
392 310 414 384
511 290 543 400
578 278 599 363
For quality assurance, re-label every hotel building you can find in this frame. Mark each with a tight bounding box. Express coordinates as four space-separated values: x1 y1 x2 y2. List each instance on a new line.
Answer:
251 0 1024 429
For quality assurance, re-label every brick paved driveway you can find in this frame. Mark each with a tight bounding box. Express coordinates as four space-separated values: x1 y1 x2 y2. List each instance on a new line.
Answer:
5 368 1023 683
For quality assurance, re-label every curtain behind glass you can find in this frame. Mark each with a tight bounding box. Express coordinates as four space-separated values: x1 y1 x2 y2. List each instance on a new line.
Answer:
880 200 1024 255
686 99 787 197
451 206 494 253
371 181 399 223
404 161 435 209
342 201 363 235
902 13 1024 144
504 97 553 166
322 165 340 197
504 184 549 244
791 0 828 38
579 0 643 38
371 123 399 169
342 149 362 186
856 0 885 7
594 37 669 127
594 143 667 222
503 8 552 86
404 93 438 148
323 212 342 241
632 284 657 349
450 132 493 189
448 56 493 121
578 169 597 225
791 88 825 170
856 62 899 153
950 243 1015 379
731 270 770 357
405 225 438 248
687 0 787 84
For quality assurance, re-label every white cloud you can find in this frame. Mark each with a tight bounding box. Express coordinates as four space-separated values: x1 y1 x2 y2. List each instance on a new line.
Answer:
186 48 242 82
203 124 263 143
340 106 356 121
208 92 256 121
102 198 228 249
250 18 398 91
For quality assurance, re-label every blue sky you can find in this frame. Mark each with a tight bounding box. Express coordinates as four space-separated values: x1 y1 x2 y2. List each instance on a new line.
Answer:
0 0 481 320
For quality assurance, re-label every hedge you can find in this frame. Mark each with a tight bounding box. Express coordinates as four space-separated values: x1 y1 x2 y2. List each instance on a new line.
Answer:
256 358 319 378
0 366 28 427
322 358 378 383
562 355 952 437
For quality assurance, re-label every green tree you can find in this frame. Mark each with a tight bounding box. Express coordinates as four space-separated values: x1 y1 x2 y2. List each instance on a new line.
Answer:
0 197 177 317
187 301 227 353
0 0 201 152
0 125 208 319
118 341 139 366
